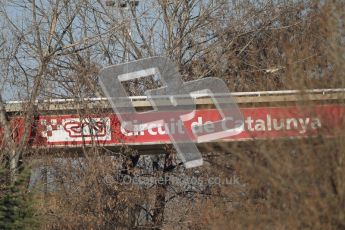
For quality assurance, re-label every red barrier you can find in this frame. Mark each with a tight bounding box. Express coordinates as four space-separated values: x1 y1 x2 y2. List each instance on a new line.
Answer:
1 104 345 148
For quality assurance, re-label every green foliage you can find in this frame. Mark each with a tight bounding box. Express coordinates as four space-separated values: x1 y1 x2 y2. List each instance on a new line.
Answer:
0 168 40 230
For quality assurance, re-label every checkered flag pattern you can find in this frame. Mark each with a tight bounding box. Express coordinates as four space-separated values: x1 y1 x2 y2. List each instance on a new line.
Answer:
40 119 64 138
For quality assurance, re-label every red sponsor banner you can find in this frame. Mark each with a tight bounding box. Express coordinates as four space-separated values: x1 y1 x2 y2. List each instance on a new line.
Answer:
1 104 344 148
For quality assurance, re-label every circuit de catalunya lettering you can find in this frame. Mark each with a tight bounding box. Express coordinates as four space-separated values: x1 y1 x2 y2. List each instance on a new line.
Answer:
1 104 344 148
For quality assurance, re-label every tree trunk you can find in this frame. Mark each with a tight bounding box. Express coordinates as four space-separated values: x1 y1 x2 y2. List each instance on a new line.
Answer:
152 151 173 229
0 93 17 183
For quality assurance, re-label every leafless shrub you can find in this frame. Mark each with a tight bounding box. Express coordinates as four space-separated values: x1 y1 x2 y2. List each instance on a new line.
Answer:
0 0 344 229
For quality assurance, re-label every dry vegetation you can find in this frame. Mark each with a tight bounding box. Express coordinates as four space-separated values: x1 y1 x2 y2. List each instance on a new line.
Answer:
0 0 344 229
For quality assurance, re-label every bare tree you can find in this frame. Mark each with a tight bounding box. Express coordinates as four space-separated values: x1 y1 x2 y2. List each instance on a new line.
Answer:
0 0 344 229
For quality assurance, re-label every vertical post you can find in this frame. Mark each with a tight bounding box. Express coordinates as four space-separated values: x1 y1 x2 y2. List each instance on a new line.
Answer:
105 0 139 62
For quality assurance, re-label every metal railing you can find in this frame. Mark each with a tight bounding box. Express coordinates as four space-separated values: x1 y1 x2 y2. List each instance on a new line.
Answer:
5 88 345 105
